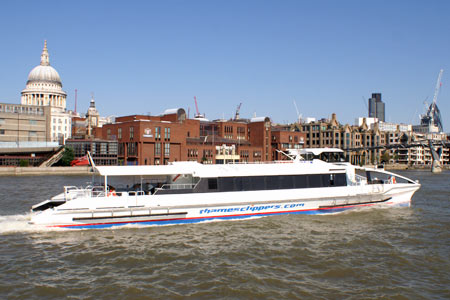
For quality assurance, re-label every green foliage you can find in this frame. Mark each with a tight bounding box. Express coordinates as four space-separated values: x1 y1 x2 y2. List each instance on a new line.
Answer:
58 147 74 166
19 159 29 167
381 151 390 163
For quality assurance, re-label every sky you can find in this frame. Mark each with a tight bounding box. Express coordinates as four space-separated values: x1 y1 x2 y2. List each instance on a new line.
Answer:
1 0 449 130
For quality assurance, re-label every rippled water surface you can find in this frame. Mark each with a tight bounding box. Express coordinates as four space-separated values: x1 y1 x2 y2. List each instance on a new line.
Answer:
0 171 449 299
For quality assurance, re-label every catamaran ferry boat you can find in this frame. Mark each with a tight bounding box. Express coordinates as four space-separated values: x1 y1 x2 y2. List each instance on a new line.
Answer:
29 149 420 229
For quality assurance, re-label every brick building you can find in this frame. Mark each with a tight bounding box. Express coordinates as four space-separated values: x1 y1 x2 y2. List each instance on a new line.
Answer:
271 125 306 160
95 109 304 165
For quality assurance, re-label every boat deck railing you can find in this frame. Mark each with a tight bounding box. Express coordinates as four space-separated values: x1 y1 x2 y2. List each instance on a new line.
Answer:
350 174 367 186
64 185 106 200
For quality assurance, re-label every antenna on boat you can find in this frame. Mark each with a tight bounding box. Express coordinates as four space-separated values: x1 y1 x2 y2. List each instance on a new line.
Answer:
87 151 96 169
275 149 301 161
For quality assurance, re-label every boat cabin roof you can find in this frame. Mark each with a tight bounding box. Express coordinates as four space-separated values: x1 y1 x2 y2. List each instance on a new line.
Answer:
94 159 345 178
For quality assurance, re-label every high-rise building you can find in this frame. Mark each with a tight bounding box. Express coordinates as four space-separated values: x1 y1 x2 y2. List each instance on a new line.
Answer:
368 93 385 122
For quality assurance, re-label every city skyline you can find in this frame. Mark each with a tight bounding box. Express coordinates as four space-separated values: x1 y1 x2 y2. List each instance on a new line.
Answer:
1 1 449 130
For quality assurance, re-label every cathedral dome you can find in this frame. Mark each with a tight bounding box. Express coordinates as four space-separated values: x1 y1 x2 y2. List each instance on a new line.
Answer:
21 41 67 111
27 65 62 85
26 41 62 86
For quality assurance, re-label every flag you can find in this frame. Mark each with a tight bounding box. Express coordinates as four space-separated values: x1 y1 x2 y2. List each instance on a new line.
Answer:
70 155 90 166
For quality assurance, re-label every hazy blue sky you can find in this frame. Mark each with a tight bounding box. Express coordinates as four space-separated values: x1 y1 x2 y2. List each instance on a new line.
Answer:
1 0 449 130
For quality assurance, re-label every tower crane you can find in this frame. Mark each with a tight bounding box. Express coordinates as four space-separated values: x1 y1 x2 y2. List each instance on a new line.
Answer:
432 69 444 105
234 103 242 120
193 96 204 118
293 100 302 123
420 69 444 132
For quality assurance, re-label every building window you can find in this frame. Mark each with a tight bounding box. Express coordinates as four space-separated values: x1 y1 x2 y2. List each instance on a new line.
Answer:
155 127 161 139
165 127 171 140
0 129 5 135
0 118 5 125
118 128 122 139
155 142 161 156
188 149 198 158
118 143 124 155
130 127 134 140
127 142 137 156
164 143 170 156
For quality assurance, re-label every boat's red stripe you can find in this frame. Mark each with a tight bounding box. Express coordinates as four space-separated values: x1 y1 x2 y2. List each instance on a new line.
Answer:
49 201 390 228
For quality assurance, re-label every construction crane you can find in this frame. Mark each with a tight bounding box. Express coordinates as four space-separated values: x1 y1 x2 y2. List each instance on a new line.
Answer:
293 100 302 123
361 96 368 111
234 103 242 120
193 96 204 119
420 69 444 132
432 69 444 105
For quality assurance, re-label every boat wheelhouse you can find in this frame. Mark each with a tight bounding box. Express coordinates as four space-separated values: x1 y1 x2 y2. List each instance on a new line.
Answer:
29 152 420 229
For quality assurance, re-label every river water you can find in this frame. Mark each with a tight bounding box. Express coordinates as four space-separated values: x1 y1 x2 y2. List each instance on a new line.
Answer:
0 170 449 299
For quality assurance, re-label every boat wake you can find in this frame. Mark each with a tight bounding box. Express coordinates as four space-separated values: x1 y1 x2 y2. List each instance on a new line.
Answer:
0 214 58 234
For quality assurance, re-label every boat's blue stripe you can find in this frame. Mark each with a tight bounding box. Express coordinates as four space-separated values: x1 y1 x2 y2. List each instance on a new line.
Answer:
54 202 391 229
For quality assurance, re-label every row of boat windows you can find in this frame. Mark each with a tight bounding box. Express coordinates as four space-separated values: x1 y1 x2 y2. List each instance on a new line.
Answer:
204 173 347 192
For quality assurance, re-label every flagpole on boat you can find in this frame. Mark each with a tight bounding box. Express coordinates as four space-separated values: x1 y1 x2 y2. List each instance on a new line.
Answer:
87 151 102 193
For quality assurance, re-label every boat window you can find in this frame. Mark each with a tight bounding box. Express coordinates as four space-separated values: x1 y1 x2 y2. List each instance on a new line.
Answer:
251 176 265 190
334 173 347 186
294 175 308 188
208 178 218 190
193 173 347 194
234 177 244 191
309 175 322 188
322 174 331 187
220 177 234 192
266 176 280 190
242 177 252 191
279 176 294 189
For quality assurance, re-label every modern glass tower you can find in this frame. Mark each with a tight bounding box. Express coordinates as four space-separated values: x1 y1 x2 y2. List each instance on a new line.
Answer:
368 93 385 122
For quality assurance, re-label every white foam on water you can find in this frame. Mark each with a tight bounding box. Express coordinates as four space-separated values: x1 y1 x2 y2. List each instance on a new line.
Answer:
0 213 61 234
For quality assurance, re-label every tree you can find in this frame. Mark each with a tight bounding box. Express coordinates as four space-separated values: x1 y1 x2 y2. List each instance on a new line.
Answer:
381 151 390 163
19 159 29 167
58 147 74 166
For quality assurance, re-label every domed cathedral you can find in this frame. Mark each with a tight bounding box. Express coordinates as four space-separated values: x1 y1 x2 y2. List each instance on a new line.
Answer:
21 41 71 143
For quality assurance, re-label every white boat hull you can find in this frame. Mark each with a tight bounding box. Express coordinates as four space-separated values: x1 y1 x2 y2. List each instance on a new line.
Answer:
30 183 419 229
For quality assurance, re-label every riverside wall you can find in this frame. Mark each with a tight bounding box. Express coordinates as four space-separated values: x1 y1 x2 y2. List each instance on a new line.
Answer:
0 164 447 176
0 166 95 176
380 164 449 171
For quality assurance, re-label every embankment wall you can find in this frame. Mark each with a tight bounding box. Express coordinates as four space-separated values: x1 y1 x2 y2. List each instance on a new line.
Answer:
0 166 94 176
